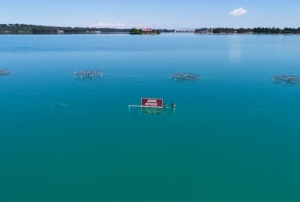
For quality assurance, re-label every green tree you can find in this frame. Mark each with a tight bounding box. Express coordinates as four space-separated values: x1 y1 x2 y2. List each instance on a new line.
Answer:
129 28 141 34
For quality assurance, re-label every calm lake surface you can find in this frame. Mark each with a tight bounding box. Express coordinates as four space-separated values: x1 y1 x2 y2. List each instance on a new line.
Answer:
1 34 300 202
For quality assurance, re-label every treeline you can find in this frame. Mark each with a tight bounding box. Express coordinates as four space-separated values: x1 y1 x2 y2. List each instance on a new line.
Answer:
0 24 131 34
195 27 300 34
0 24 173 34
129 28 142 34
129 28 161 35
6 24 300 35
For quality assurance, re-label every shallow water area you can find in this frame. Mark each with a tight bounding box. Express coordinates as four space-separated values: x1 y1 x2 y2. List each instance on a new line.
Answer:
1 34 300 202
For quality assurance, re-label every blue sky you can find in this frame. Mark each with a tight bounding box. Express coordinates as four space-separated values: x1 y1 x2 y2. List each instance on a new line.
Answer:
1 0 299 29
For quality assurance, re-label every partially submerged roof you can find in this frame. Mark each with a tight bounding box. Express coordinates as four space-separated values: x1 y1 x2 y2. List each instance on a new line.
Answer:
0 69 11 75
273 75 300 84
74 70 103 79
170 73 200 81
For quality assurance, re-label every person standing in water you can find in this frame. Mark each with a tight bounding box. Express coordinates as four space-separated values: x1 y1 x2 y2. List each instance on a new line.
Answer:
171 103 176 113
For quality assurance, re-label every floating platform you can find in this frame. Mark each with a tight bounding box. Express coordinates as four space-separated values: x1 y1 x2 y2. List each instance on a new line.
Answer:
170 73 200 81
74 70 103 80
273 75 300 85
0 69 11 75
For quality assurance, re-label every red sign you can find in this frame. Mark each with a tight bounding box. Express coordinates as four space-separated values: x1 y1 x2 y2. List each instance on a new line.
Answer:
141 98 163 108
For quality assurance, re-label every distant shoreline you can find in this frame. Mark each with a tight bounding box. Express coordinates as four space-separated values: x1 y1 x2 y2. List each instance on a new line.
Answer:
195 27 300 34
1 24 300 35
2 32 300 35
0 24 174 35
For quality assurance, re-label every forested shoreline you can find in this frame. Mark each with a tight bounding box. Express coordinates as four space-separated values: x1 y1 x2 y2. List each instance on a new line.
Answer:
0 24 130 34
195 27 300 34
0 24 171 34
129 28 161 35
1 24 300 34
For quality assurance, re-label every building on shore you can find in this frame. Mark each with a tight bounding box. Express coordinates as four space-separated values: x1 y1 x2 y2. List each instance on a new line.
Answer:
86 30 101 34
141 28 153 34
57 29 64 34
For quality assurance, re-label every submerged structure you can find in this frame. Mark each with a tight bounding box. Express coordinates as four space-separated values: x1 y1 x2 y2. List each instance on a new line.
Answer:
273 75 300 85
74 70 103 80
128 98 164 116
0 69 11 75
170 73 200 81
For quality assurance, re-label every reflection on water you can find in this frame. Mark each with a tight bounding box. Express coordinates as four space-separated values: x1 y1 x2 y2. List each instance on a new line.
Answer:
141 107 163 115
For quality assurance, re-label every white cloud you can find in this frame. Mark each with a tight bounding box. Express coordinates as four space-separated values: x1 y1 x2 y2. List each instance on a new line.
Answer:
90 22 153 28
229 8 247 16
129 24 151 27
91 22 126 27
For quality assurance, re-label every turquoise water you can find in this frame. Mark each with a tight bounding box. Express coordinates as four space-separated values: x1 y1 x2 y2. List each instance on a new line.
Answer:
1 34 300 201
